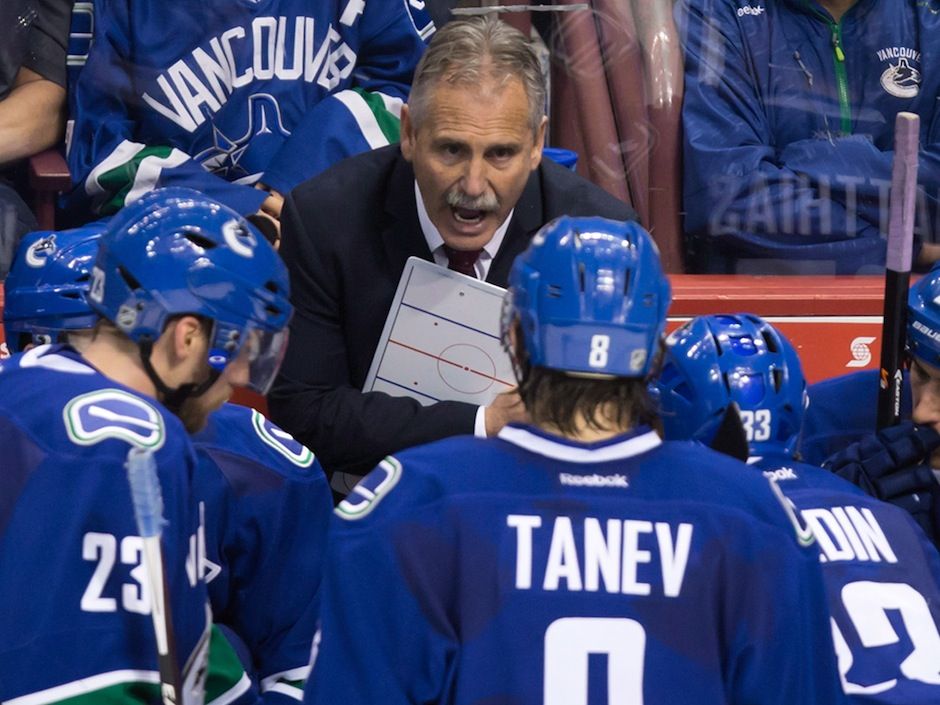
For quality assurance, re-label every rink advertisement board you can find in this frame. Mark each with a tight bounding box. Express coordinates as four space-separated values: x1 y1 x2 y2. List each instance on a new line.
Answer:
0 276 893 405
669 275 887 384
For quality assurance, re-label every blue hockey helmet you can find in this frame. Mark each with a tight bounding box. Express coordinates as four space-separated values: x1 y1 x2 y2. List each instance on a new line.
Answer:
908 263 940 366
654 314 807 458
3 226 103 353
88 188 292 395
502 216 671 378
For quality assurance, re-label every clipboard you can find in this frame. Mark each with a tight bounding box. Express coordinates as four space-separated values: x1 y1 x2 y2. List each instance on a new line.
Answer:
363 257 516 406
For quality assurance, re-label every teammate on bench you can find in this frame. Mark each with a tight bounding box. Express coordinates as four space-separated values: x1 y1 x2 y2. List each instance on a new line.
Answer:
303 216 844 705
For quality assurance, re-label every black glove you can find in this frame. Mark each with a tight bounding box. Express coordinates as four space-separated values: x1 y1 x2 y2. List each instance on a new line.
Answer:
823 422 940 543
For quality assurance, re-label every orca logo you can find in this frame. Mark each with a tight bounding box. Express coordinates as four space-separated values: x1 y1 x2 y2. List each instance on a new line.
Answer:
846 336 876 367
222 219 256 258
251 409 315 468
64 389 165 450
25 234 57 268
881 57 921 98
336 457 402 520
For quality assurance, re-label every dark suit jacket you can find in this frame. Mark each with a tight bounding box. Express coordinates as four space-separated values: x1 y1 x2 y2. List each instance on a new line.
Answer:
269 144 636 478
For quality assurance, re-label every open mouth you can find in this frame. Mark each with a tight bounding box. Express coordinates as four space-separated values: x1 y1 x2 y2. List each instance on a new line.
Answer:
452 206 486 224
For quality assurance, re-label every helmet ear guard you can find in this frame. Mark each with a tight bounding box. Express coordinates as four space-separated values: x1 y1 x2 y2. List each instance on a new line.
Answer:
653 314 807 459
502 216 672 380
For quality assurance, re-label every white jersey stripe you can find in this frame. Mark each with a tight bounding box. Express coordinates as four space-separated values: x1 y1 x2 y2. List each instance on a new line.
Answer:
334 90 389 149
207 672 253 705
378 91 404 119
260 665 311 692
125 148 189 205
497 427 662 464
7 669 160 705
84 140 147 198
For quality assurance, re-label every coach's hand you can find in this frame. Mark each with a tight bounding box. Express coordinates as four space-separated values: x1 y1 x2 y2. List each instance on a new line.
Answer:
484 390 529 437
824 421 940 542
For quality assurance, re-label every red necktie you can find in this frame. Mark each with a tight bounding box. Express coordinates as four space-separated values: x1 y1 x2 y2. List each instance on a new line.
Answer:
443 245 483 278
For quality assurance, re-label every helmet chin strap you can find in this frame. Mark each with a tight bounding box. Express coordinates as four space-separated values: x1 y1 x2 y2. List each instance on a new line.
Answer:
139 338 221 412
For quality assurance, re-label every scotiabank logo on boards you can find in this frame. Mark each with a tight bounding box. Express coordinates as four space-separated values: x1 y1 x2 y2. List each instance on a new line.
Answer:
846 337 877 368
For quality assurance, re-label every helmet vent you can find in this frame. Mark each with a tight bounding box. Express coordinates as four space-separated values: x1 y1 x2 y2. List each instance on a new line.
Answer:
118 265 142 291
712 332 723 356
772 367 784 392
265 305 282 316
62 292 82 300
721 372 732 393
76 274 90 283
264 281 281 294
184 233 217 251
547 284 563 299
578 263 586 292
762 330 779 353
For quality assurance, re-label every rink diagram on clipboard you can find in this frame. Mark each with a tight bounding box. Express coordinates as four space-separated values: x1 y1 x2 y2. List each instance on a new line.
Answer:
364 258 516 406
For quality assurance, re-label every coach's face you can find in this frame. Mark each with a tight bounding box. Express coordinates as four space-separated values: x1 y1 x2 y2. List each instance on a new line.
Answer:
911 355 940 469
401 75 546 252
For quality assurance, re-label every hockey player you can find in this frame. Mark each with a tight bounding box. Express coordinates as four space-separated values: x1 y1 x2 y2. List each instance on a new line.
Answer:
65 0 434 229
820 266 940 549
655 313 940 703
0 189 293 703
303 216 845 705
4 214 333 703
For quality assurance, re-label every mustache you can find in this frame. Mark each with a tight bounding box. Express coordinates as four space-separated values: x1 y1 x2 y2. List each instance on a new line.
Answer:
446 188 500 212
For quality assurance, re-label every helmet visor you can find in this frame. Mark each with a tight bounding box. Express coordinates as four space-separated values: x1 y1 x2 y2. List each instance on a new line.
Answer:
208 323 289 395
244 326 289 395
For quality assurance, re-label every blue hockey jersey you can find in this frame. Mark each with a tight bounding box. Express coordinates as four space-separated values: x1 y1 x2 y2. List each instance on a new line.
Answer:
676 0 940 272
304 424 846 705
0 345 210 704
756 454 940 703
192 403 332 704
802 370 913 465
66 0 433 217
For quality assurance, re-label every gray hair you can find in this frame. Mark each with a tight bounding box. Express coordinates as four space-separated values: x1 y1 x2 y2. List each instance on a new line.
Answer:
407 16 547 134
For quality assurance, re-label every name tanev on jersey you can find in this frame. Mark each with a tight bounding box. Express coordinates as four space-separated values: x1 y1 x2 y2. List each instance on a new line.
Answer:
143 15 362 132
507 515 694 597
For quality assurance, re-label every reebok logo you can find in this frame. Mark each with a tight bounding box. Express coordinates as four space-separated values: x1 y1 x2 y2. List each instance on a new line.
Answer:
763 467 797 482
559 473 629 488
736 5 764 16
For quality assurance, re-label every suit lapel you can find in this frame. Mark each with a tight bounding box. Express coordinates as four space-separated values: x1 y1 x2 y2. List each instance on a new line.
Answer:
381 153 434 274
487 165 544 287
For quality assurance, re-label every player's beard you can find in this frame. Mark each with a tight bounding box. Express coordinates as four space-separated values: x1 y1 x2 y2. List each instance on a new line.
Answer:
176 396 212 434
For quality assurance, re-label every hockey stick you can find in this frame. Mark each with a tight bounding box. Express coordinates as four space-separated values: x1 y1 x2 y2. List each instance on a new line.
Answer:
877 111 920 430
126 447 182 705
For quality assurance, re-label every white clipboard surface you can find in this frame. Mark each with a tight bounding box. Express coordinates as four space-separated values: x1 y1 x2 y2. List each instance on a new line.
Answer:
363 257 515 406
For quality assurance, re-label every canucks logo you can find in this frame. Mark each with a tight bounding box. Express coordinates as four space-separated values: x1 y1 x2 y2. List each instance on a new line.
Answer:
881 56 921 98
336 457 402 520
194 93 290 182
25 234 57 268
251 409 315 467
64 389 166 450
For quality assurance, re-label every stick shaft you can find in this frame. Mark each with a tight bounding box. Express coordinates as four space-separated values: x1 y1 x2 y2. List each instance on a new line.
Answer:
878 112 920 429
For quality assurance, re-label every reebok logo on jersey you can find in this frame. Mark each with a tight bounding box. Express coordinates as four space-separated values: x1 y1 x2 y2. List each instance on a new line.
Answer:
559 473 629 488
736 5 765 17
762 467 797 482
